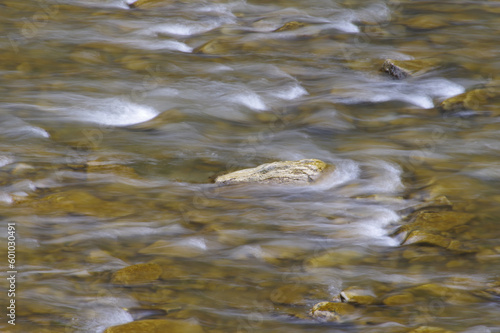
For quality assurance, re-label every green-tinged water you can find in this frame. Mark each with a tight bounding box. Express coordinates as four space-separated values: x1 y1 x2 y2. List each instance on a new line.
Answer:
0 0 499 332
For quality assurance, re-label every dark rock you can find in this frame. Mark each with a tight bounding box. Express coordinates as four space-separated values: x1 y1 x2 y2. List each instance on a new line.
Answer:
381 59 438 79
309 301 356 322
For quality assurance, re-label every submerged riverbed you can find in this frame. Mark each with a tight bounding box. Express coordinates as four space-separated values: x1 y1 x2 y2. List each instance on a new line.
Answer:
1 0 500 332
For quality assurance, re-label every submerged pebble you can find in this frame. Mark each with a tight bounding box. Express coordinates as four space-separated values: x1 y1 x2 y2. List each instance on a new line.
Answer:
309 301 356 322
112 263 162 285
381 59 439 79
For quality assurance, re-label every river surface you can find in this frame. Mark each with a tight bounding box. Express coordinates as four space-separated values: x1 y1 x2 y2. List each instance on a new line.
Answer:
1 0 500 332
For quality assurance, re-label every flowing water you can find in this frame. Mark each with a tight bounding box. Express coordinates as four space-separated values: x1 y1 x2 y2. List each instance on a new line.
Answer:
1 0 500 332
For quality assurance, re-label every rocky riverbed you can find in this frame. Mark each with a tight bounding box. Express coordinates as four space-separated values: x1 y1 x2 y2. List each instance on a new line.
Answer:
1 0 499 332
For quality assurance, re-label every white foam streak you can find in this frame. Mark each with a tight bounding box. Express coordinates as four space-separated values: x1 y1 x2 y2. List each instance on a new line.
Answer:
151 22 220 36
71 97 159 126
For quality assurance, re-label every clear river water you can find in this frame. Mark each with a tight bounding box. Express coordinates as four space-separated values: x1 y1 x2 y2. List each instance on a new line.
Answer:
1 0 499 332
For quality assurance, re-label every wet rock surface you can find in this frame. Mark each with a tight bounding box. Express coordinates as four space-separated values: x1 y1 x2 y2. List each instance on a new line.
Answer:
438 82 500 114
393 211 475 236
407 326 453 333
3 0 500 332
381 59 439 79
112 263 163 285
340 286 377 305
214 159 331 185
274 21 307 32
104 319 204 333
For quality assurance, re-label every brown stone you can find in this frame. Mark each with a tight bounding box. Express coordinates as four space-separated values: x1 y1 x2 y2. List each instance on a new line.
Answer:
270 284 310 305
104 319 204 333
402 230 452 247
309 301 355 321
111 263 162 285
21 190 136 218
405 15 448 30
394 211 475 236
128 0 176 9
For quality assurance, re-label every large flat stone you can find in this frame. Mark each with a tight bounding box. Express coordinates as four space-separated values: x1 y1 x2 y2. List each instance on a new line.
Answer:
215 159 332 185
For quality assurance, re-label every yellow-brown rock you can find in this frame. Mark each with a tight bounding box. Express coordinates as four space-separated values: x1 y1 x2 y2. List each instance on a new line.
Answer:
126 109 186 131
405 15 448 30
309 301 355 322
21 190 136 218
104 319 204 333
86 162 140 179
270 284 310 306
438 84 500 113
274 21 307 32
402 230 452 248
111 263 162 285
340 286 377 305
382 292 415 306
407 326 453 333
394 211 475 236
128 0 176 9
193 37 239 55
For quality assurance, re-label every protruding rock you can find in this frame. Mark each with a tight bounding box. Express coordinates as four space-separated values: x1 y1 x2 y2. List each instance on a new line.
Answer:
128 0 175 9
215 159 332 186
111 263 162 285
86 162 140 180
340 286 377 305
438 83 500 113
274 21 307 32
309 301 355 322
382 292 415 306
126 109 185 131
407 326 454 333
381 59 438 79
193 37 239 55
104 319 204 333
